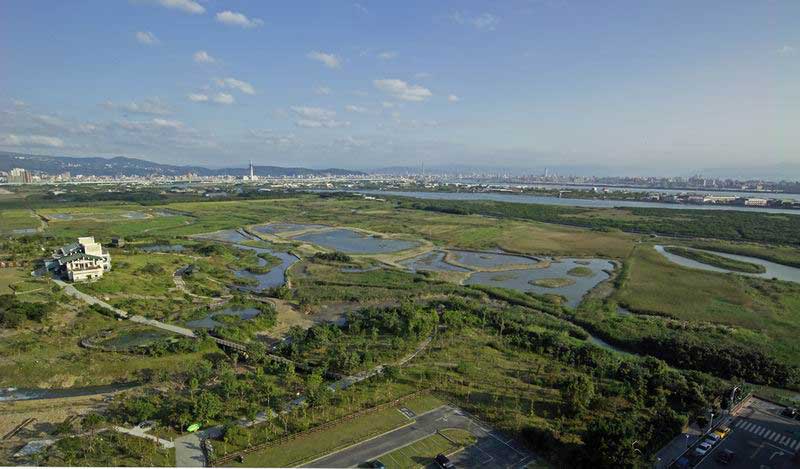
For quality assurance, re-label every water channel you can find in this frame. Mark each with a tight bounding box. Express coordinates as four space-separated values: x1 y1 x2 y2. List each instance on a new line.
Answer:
654 245 800 283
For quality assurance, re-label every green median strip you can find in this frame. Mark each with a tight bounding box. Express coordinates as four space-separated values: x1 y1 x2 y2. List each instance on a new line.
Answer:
226 406 411 468
378 429 476 469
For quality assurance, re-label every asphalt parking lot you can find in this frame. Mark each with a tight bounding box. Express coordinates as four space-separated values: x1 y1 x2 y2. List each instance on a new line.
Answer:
696 398 800 469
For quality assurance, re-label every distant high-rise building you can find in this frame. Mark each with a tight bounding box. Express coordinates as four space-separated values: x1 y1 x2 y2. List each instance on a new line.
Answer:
249 160 255 179
8 168 32 184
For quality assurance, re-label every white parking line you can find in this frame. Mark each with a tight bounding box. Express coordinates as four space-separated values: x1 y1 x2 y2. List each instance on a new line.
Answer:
764 430 775 440
755 427 766 436
735 420 744 427
792 440 800 451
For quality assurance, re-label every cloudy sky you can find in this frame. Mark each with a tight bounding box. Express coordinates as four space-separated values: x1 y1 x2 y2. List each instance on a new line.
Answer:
1 0 798 172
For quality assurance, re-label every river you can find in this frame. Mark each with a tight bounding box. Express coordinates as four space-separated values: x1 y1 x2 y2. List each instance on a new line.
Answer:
338 190 800 215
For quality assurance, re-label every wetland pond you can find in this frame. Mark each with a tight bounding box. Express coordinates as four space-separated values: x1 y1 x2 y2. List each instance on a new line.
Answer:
654 245 800 283
186 307 262 329
465 258 615 308
448 250 538 269
401 251 470 272
233 244 299 292
293 228 420 254
254 223 329 234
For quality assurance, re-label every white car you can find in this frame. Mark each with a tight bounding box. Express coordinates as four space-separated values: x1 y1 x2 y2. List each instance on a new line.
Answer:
695 441 713 456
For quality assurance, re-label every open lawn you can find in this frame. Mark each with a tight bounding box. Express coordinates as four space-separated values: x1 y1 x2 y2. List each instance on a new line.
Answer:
0 209 40 233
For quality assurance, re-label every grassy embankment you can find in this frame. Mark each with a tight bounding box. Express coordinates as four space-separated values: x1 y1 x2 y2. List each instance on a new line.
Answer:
568 244 800 388
663 246 766 273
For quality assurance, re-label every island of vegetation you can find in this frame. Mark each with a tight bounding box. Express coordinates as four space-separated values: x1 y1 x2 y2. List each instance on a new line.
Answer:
530 277 576 288
567 266 594 277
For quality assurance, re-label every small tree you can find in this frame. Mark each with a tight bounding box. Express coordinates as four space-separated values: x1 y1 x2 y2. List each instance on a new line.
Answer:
560 374 595 416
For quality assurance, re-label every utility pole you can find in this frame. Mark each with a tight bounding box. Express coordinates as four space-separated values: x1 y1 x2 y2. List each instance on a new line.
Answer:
727 385 740 418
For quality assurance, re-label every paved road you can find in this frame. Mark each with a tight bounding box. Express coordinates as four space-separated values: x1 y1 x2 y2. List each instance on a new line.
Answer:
696 397 800 469
54 279 129 318
304 405 535 468
175 427 223 467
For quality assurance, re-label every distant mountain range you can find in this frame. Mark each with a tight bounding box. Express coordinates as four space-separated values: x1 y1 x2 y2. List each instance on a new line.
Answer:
0 151 364 177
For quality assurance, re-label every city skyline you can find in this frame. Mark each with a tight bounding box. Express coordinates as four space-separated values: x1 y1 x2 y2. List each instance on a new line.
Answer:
1 1 798 172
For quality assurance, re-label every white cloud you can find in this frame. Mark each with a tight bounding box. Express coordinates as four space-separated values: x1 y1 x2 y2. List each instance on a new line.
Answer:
291 106 349 128
344 104 368 113
11 99 27 109
102 98 171 115
292 106 336 120
152 118 183 129
414 72 431 79
215 77 255 95
193 50 215 63
373 79 432 102
451 12 499 31
777 45 796 56
314 85 332 95
0 133 65 148
353 3 368 14
216 11 264 28
248 129 297 146
135 31 159 45
381 101 397 108
307 51 341 69
188 93 209 102
377 51 397 60
188 93 234 105
33 114 68 129
448 94 460 103
145 0 205 15
213 93 235 105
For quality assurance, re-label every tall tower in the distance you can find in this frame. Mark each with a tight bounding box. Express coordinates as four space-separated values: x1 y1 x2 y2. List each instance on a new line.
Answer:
249 160 255 179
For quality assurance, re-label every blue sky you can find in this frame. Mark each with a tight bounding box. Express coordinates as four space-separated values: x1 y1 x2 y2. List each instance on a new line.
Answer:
1 0 798 173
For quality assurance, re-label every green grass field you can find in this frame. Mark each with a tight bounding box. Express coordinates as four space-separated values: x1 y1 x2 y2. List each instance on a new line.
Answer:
0 209 40 233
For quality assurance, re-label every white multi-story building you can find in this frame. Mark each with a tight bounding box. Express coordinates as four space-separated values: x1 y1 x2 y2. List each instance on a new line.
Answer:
45 237 112 282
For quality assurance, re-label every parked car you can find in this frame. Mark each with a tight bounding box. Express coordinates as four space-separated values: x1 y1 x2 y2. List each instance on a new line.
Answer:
694 441 713 456
782 407 797 418
435 453 455 469
370 460 386 469
712 426 731 439
716 449 735 464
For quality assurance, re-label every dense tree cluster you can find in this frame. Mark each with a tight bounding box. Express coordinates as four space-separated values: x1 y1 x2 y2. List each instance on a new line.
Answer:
0 294 52 328
397 198 800 245
312 252 352 263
